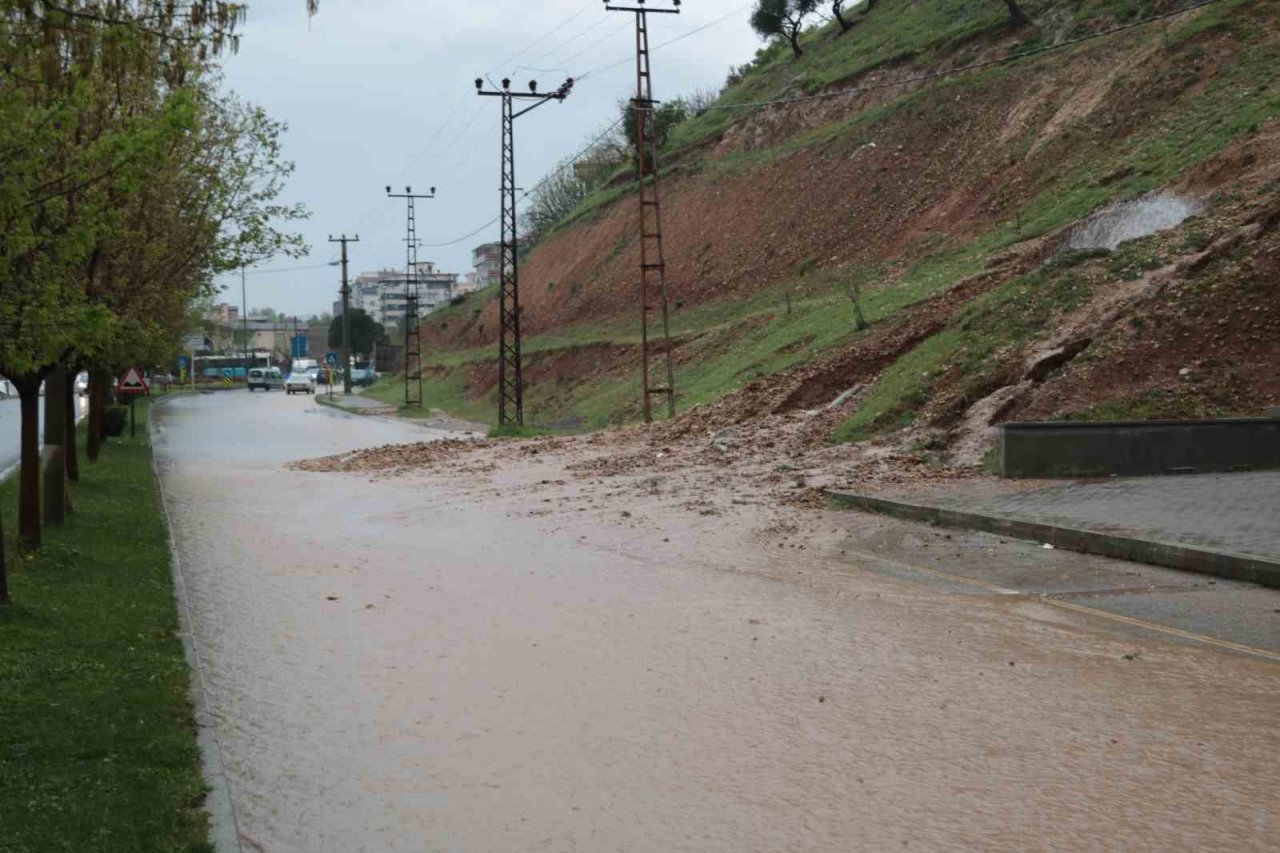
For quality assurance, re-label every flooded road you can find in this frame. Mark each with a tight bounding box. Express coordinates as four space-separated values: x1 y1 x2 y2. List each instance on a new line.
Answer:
154 391 1279 852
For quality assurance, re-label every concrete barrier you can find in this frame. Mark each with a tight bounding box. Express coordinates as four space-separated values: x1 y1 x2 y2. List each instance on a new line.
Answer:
999 418 1280 478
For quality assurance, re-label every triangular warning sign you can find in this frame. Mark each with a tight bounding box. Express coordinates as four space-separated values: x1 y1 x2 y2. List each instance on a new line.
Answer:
117 366 149 395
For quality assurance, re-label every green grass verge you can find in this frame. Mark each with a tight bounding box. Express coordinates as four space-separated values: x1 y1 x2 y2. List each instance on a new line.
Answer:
0 399 211 853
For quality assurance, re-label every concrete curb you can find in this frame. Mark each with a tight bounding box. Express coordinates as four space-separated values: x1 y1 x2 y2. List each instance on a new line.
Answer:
148 397 244 853
315 395 396 416
827 490 1280 589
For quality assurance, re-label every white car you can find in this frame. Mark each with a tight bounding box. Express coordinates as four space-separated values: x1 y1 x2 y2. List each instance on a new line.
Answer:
284 372 316 395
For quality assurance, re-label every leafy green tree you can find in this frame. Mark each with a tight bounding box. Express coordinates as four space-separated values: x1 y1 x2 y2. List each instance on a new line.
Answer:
622 97 689 153
329 309 386 360
750 0 817 60
0 2 307 553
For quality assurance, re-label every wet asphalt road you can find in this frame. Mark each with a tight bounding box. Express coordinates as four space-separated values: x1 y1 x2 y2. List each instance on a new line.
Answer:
153 391 1280 852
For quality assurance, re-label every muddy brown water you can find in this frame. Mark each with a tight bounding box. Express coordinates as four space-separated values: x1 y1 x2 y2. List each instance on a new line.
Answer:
153 392 1279 852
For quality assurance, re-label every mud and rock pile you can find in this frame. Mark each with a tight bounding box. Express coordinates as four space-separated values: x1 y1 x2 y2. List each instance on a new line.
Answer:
292 439 491 474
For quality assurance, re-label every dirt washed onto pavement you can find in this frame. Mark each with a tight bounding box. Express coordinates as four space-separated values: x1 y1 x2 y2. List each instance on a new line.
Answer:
278 414 1280 851
166 392 1280 851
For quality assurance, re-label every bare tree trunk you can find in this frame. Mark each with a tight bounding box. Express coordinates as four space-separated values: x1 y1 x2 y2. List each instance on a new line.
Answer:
786 23 804 59
845 283 868 331
832 1 851 33
87 369 106 461
1004 0 1030 26
43 364 67 527
0 506 8 603
15 377 42 549
65 369 79 485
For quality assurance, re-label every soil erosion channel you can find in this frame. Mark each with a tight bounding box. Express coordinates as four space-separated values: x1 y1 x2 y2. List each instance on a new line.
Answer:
153 392 1279 852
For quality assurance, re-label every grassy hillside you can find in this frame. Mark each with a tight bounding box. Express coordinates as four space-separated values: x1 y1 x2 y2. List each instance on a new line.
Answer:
384 0 1280 450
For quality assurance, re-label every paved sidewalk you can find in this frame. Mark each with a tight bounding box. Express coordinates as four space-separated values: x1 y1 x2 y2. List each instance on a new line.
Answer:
831 471 1280 585
924 472 1280 561
319 393 396 416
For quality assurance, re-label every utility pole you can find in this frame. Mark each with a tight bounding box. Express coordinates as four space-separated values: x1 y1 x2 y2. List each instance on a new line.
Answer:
476 74 574 427
241 265 249 378
606 0 679 422
328 234 359 395
385 186 436 407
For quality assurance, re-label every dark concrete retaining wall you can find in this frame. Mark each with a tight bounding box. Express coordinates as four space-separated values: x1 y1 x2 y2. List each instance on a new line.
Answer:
827 491 1280 589
999 418 1280 478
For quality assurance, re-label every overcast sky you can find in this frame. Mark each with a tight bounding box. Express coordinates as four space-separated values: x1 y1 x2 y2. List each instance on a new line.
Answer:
215 0 761 318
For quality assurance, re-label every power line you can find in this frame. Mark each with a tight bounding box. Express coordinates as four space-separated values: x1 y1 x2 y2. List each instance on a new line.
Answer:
704 0 1225 111
557 18 634 68
242 261 336 276
345 1 605 234
419 7 752 251
582 2 751 78
520 13 613 71
481 0 598 79
420 114 625 249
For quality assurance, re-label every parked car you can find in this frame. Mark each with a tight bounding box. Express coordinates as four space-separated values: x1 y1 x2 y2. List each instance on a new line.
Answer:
284 372 316 395
246 367 283 391
74 372 89 396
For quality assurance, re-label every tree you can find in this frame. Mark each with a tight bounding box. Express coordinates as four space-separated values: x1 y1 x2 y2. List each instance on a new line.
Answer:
521 117 630 246
830 1 853 34
329 309 385 359
521 158 590 247
844 278 868 331
622 97 689 154
1004 0 1030 26
750 0 817 60
0 2 307 553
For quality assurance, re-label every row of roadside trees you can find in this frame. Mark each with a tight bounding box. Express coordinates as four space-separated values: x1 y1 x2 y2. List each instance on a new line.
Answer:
0 1 310 601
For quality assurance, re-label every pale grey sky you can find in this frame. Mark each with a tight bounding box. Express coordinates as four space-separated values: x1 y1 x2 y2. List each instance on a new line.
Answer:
215 0 761 318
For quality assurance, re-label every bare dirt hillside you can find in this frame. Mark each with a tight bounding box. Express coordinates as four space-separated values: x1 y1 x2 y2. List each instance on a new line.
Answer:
387 0 1279 460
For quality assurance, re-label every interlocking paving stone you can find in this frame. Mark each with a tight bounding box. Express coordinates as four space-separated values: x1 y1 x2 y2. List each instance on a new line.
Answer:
921 472 1280 560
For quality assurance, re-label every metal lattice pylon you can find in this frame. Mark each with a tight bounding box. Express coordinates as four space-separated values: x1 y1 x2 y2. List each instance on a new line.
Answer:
386 185 435 407
498 92 522 425
476 76 574 427
608 0 679 422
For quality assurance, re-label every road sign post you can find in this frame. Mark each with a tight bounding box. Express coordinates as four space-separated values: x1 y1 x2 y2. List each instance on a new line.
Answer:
116 366 149 437
325 352 338 400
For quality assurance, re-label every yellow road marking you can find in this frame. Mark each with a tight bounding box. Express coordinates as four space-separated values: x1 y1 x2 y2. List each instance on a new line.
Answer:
841 546 1280 664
